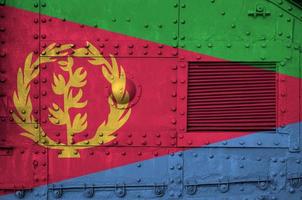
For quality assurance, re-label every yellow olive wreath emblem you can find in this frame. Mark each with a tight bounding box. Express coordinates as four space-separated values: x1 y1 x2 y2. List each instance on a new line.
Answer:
12 42 131 158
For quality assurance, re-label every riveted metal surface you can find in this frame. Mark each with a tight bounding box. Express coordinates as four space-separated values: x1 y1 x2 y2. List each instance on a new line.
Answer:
178 0 300 77
0 0 42 194
0 0 301 199
38 0 179 58
39 57 177 148
0 3 40 126
46 147 171 199
0 143 36 190
182 147 302 199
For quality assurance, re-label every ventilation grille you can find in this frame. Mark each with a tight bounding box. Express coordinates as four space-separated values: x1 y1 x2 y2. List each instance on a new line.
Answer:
187 62 277 132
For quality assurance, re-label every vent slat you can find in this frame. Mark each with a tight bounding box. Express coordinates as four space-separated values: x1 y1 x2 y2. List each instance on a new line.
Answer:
188 84 275 90
188 77 275 83
187 62 277 132
188 90 275 96
188 93 275 100
188 96 275 103
188 112 275 117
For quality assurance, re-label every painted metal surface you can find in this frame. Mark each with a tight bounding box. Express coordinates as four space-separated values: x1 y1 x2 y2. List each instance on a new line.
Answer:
0 0 301 199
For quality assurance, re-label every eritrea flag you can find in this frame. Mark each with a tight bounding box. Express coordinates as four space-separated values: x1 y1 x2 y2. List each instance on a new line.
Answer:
0 1 301 199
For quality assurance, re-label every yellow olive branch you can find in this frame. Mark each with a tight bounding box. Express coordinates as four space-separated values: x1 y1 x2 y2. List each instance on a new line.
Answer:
50 56 88 145
74 42 132 145
13 43 74 147
13 41 132 158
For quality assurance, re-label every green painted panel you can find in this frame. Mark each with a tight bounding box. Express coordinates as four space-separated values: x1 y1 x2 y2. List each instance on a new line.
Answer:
179 0 301 77
6 0 179 46
6 0 302 77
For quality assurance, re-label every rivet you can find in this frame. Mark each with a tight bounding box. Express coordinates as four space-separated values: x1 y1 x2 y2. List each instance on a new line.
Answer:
288 187 295 193
171 65 177 70
171 78 177 83
170 132 176 138
293 145 299 150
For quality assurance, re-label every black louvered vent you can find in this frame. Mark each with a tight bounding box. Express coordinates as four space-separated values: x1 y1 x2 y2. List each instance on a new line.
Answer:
187 62 277 132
